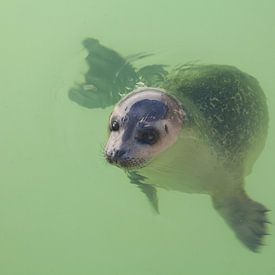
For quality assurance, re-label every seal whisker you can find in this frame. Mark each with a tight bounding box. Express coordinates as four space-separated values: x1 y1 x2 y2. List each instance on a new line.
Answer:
98 143 107 160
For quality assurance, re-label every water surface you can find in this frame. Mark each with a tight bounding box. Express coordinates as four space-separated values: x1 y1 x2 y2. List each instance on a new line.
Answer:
0 1 274 274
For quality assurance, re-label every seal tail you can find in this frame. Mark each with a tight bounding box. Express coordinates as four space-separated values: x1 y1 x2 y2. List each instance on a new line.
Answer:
212 190 270 252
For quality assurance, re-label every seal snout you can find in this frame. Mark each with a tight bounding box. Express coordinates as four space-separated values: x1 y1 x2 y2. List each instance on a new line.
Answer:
105 148 127 165
105 148 144 169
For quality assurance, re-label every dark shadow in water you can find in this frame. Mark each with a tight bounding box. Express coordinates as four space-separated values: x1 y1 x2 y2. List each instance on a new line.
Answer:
68 38 168 109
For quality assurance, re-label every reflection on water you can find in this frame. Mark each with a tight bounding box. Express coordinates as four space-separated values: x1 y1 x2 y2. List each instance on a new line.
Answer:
68 38 168 109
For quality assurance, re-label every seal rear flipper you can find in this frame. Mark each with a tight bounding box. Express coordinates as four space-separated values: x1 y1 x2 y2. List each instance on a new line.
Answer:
69 38 139 109
127 171 159 213
212 190 270 252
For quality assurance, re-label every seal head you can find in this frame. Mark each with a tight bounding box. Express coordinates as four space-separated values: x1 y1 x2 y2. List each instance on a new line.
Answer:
105 88 185 169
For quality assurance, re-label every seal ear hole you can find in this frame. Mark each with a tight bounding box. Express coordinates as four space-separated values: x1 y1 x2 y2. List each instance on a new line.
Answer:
165 124 169 133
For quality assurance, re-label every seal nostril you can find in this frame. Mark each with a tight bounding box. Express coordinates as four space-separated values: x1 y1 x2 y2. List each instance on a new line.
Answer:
114 149 126 159
105 152 113 163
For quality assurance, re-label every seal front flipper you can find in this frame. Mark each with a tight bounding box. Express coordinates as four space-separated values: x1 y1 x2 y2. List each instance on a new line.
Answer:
212 189 270 252
127 171 159 213
69 38 139 109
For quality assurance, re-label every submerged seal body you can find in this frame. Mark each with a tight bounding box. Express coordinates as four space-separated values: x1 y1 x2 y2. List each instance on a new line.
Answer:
105 64 269 252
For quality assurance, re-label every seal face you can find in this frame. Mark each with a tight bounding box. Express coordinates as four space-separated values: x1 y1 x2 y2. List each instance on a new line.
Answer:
105 88 185 169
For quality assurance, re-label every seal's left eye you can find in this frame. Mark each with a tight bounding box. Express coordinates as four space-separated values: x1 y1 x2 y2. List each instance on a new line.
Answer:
110 120 119 131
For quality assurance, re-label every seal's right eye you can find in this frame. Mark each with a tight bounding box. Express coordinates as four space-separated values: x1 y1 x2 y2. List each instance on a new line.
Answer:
110 120 119 131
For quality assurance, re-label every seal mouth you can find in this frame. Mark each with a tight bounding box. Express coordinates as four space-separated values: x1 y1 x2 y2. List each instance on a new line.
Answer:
105 154 146 170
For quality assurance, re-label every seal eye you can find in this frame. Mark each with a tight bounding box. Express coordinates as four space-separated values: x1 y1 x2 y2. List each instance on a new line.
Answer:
136 128 159 145
110 120 119 131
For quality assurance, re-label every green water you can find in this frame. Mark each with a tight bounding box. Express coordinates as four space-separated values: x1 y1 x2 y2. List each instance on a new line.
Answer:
0 1 274 274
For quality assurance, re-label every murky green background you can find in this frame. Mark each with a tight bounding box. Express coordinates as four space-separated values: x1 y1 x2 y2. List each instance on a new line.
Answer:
0 1 274 274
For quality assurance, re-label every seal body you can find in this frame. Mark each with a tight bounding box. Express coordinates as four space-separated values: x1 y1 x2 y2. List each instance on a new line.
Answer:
105 64 269 252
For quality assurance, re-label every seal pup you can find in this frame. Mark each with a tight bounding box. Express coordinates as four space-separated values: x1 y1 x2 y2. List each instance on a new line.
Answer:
105 64 269 252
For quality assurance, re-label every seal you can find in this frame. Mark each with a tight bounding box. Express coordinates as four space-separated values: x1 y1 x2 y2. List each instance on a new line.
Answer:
105 64 269 252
